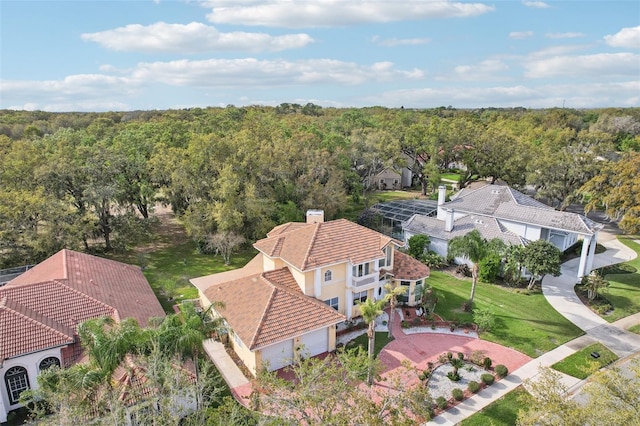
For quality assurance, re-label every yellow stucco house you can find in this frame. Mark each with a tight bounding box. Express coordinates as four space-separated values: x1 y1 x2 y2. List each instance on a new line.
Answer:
191 210 430 374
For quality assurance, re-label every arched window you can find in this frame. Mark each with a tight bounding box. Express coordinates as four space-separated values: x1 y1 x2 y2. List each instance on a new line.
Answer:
39 357 61 371
5 366 30 404
324 270 332 282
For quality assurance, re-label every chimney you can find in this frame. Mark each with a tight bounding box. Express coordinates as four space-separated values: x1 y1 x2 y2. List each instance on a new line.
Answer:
306 209 325 224
445 209 455 232
437 185 447 220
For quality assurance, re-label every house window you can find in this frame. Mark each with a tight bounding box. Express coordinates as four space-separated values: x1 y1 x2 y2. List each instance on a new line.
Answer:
5 366 30 404
353 290 368 305
324 270 332 282
39 357 60 371
352 263 371 277
399 281 411 303
324 297 339 310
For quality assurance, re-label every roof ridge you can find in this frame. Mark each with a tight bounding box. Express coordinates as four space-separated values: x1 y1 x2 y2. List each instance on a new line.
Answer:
249 283 277 350
62 248 69 279
300 222 321 270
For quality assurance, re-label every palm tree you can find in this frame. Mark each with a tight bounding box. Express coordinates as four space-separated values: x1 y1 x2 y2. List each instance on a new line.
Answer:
448 229 506 308
357 297 387 385
383 283 407 338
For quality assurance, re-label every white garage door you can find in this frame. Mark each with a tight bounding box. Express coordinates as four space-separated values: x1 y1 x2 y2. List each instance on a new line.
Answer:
299 328 329 358
261 340 294 371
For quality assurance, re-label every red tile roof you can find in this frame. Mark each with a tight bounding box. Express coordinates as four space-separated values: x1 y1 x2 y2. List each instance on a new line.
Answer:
392 251 431 281
254 218 401 271
0 249 165 363
203 267 344 350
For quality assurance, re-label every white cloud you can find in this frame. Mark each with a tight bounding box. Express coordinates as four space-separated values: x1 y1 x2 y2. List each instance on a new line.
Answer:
81 21 314 53
604 26 640 49
545 32 585 39
129 57 425 87
366 80 639 109
509 31 534 40
450 59 509 81
522 1 551 9
524 52 640 78
371 35 431 47
204 0 495 28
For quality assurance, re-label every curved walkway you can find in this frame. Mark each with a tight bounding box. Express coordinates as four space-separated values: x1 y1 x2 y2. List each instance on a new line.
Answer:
431 232 640 425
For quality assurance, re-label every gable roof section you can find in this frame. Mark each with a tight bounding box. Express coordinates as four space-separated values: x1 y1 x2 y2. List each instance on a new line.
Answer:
403 214 525 246
254 219 401 271
7 249 165 327
392 251 431 281
0 296 75 362
203 267 344 350
447 185 602 235
1 249 165 362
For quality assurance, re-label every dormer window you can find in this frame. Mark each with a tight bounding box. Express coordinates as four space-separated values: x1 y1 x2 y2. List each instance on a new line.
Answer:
324 270 332 282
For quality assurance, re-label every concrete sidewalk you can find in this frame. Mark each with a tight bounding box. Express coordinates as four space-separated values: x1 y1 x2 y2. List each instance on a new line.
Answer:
430 232 640 425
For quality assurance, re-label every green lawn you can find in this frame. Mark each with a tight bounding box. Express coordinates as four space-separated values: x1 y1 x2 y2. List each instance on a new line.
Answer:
628 324 640 334
440 172 461 182
600 236 640 322
551 343 618 379
428 271 584 358
461 386 527 426
345 332 394 357
110 239 257 313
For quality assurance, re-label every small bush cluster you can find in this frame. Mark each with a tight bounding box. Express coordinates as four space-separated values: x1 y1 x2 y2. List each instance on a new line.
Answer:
422 251 447 269
452 388 464 401
495 364 508 378
436 396 448 410
469 350 486 365
481 373 495 385
467 381 480 393
455 264 471 277
447 371 461 381
473 308 496 332
479 254 502 283
483 357 492 370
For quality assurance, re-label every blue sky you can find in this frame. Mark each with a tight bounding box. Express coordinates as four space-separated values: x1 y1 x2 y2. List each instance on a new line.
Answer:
1 0 639 112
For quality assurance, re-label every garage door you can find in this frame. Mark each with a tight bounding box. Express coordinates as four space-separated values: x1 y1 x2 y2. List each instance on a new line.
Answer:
261 340 294 371
299 328 329 358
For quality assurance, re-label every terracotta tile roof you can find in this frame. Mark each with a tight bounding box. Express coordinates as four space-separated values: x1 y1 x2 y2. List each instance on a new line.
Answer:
0 297 75 362
0 249 165 362
203 267 344 350
7 249 165 327
254 219 401 271
392 251 431 281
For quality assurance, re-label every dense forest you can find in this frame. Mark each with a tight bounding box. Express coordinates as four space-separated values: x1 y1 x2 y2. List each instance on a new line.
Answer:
1 105 639 268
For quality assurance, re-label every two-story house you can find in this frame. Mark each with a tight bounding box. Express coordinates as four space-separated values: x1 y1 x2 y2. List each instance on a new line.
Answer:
191 210 430 374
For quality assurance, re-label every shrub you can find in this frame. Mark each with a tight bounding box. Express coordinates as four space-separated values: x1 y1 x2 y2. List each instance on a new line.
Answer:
495 364 508 378
482 357 492 370
427 362 434 370
412 317 422 326
401 320 409 328
447 352 453 360
481 373 495 385
479 254 502 283
422 251 447 269
436 396 448 410
473 308 496 332
457 352 465 360
447 371 461 381
418 372 426 381
452 388 464 401
467 381 480 393
438 353 449 364
408 234 430 259
424 369 432 378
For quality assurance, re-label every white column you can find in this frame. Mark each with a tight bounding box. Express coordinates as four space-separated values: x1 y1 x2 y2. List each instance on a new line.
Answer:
345 289 353 319
585 231 599 275
577 235 591 278
314 269 321 298
346 263 353 288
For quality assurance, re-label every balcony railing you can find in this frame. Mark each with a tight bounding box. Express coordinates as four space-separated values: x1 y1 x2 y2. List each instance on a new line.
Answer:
352 274 376 288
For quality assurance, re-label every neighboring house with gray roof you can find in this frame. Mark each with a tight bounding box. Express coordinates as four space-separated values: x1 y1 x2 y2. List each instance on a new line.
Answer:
403 184 603 279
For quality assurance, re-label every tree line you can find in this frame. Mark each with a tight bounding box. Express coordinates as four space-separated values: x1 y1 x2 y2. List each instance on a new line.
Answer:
1 105 639 268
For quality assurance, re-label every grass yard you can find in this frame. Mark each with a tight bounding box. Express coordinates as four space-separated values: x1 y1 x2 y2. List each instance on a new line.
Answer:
440 172 461 182
345 332 394 357
628 324 640 334
599 236 640 322
461 386 527 426
428 271 584 358
551 343 618 379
